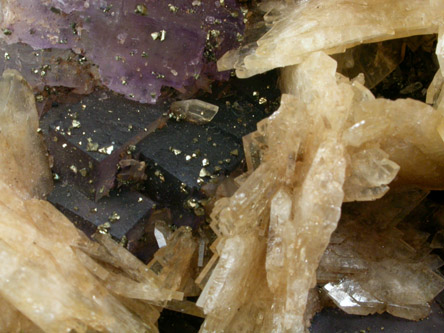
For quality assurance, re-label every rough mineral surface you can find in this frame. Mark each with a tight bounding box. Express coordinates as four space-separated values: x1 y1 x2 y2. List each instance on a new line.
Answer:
0 70 52 198
2 1 444 332
0 70 196 332
218 0 444 78
0 41 99 95
320 188 444 320
197 50 444 332
0 0 244 103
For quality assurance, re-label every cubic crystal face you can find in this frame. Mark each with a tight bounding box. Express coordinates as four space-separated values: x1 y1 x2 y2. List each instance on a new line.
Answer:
0 0 244 103
1 1 444 332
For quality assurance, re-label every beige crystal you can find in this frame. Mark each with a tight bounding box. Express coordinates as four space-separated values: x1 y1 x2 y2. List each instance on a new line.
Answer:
320 188 444 319
170 99 219 124
198 48 444 332
0 70 192 332
218 0 444 78
0 70 52 199
199 52 349 332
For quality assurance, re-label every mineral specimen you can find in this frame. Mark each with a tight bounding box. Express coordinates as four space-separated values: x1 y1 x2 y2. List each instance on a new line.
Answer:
197 50 444 332
0 0 244 103
0 69 52 199
320 188 444 320
2 1 444 332
0 41 98 95
218 0 444 78
0 68 194 332
170 99 219 124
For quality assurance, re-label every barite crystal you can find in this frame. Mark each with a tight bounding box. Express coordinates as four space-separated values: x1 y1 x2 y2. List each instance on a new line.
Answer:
0 70 193 332
199 52 349 332
1 1 444 331
218 0 444 78
197 49 444 332
0 70 52 198
320 188 444 320
170 99 219 124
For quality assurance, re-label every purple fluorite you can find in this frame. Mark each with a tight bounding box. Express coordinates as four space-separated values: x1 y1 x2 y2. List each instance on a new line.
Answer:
0 0 244 103
0 41 98 94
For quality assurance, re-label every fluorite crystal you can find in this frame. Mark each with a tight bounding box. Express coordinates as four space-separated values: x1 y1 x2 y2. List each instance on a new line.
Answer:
0 69 200 332
0 0 244 103
2 1 444 332
0 41 98 95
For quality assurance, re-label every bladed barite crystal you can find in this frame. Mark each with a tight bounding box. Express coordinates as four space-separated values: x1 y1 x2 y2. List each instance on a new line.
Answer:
218 0 444 78
1 0 444 332
197 51 444 332
0 69 199 332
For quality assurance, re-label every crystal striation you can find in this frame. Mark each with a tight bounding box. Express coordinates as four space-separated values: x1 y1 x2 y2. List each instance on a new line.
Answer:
0 69 52 199
320 190 444 320
0 69 193 332
197 49 444 332
218 0 444 78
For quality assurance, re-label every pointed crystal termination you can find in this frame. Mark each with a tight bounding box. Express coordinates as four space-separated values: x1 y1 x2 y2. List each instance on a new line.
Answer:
170 100 219 125
218 0 444 78
0 69 53 199
147 226 198 296
343 147 400 202
198 52 348 332
198 47 444 331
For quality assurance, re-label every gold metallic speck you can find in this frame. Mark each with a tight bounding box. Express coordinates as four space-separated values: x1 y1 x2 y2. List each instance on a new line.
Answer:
98 145 114 155
172 148 182 155
134 4 147 15
108 211 121 223
86 138 99 152
70 165 78 174
199 168 211 177
72 119 81 128
168 4 179 13
97 222 111 234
